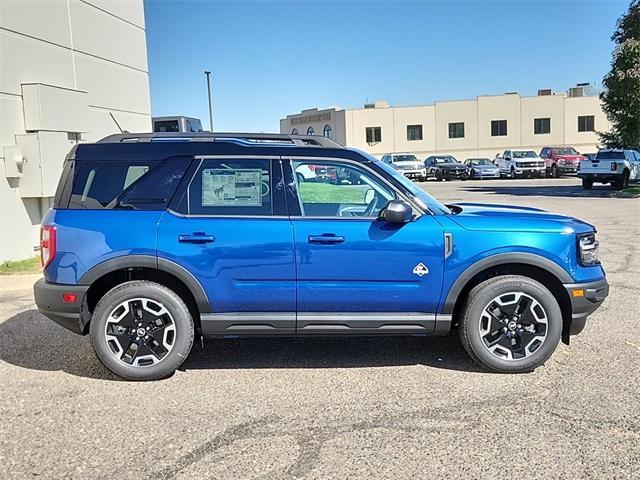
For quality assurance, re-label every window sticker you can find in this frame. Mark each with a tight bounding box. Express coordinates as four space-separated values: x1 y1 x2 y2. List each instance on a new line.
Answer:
201 168 263 206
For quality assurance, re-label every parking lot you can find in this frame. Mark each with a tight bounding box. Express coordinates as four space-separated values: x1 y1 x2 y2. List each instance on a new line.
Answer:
1 177 639 479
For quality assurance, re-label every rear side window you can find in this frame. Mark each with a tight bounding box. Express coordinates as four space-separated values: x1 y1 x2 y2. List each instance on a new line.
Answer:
595 151 625 160
186 159 273 216
68 157 190 210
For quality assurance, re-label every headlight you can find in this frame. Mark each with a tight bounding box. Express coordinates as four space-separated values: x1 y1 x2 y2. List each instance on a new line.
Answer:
578 233 600 266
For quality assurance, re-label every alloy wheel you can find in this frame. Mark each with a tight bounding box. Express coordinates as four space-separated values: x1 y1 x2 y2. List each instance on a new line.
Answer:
478 291 548 361
105 298 176 367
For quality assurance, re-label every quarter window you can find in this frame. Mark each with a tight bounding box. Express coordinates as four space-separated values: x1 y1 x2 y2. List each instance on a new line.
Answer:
534 118 551 135
578 115 595 132
491 120 507 137
293 160 394 218
407 124 423 141
187 159 273 215
365 127 382 144
448 122 465 139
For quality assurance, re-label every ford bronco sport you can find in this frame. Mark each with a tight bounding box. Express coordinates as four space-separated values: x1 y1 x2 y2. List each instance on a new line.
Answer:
34 133 609 380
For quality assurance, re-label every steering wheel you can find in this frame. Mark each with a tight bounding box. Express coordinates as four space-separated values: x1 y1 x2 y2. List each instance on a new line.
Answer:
364 192 380 217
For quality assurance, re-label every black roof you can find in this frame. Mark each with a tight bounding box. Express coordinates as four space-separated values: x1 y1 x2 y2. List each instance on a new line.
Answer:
69 132 369 162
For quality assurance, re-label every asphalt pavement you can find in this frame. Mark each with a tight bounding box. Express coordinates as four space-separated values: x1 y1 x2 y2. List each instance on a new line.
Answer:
1 177 639 479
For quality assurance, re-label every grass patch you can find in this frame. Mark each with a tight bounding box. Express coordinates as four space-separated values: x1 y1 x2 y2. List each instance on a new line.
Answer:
622 185 640 195
299 182 367 203
0 256 40 275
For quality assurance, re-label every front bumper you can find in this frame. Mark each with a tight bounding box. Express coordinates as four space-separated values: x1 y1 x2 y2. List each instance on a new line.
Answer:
441 169 468 180
34 278 90 335
558 165 578 174
514 167 545 175
399 169 426 179
474 170 500 178
563 277 609 335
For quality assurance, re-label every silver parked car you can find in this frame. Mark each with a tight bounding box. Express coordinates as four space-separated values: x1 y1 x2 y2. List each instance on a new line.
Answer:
464 158 501 179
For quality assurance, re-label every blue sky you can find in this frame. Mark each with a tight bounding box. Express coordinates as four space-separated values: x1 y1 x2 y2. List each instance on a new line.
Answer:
144 0 629 132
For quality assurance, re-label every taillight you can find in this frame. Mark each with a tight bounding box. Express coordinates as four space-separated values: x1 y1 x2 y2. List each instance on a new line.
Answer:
40 226 56 269
611 162 617 171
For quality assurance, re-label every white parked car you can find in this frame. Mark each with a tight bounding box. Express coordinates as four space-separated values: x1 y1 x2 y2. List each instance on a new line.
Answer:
495 149 545 178
295 164 317 183
381 153 427 181
578 149 640 190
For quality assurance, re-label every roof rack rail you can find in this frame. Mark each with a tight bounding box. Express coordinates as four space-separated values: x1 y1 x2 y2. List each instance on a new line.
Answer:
97 132 345 148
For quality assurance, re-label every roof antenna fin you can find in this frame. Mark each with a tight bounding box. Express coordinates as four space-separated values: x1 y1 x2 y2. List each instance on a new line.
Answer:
109 112 128 134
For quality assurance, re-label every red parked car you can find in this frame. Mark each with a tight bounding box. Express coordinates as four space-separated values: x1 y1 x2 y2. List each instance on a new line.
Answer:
539 146 586 177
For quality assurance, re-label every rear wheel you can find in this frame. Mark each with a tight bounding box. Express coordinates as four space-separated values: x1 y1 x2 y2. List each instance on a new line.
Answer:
459 275 562 373
90 281 194 380
614 170 630 190
582 178 593 190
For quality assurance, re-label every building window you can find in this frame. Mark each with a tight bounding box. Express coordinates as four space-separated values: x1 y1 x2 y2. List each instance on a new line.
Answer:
448 122 465 139
534 118 551 135
491 120 507 137
366 127 382 144
406 124 423 141
306 126 315 135
323 124 332 138
291 128 299 135
578 115 595 132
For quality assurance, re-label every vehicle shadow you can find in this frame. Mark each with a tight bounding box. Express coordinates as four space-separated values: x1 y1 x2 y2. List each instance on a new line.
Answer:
461 184 632 199
0 310 485 381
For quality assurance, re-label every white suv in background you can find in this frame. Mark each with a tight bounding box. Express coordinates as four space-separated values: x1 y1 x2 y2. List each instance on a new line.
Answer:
578 149 640 190
381 153 427 181
495 149 546 178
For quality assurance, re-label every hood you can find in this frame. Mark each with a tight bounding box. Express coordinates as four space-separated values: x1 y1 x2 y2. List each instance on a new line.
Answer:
554 155 584 163
448 203 595 234
393 161 423 169
437 163 466 169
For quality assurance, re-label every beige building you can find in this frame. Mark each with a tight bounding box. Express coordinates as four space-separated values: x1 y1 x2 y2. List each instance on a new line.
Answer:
280 85 609 160
1 0 152 261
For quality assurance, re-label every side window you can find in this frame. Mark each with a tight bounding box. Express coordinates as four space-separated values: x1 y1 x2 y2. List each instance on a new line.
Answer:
69 158 189 210
292 160 395 218
187 159 273 216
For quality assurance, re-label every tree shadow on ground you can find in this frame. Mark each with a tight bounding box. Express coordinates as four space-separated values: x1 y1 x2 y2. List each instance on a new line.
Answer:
0 310 485 381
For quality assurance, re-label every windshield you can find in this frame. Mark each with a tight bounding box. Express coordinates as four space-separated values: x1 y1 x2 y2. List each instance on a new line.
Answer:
392 155 418 163
554 147 578 155
469 158 492 166
512 151 537 158
431 156 459 164
353 150 451 214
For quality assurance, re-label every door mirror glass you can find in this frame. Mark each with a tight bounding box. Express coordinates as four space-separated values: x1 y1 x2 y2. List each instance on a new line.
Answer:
380 200 412 224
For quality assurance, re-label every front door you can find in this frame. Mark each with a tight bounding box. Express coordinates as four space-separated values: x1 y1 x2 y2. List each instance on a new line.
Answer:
287 158 445 335
157 156 296 336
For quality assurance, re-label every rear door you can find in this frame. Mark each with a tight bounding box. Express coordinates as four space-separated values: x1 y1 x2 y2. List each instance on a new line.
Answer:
285 157 445 335
157 156 296 336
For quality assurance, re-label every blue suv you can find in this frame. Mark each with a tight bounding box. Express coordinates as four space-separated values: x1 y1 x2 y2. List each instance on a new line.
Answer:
34 133 609 380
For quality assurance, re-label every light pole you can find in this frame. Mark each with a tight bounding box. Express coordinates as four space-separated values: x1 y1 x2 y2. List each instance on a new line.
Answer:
204 70 213 131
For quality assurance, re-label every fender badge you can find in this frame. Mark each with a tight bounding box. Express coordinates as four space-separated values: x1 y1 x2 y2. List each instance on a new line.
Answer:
412 263 429 277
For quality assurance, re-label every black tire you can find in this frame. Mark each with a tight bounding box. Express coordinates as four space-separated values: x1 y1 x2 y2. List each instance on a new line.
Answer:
551 164 559 178
582 178 593 190
435 170 442 181
615 170 630 190
90 281 194 380
510 167 516 179
458 275 562 373
296 172 305 184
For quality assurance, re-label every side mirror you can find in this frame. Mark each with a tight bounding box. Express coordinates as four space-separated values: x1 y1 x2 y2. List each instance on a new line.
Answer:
379 200 412 224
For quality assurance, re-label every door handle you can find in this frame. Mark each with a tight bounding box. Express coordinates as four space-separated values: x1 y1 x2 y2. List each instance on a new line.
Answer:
178 233 216 244
308 234 345 245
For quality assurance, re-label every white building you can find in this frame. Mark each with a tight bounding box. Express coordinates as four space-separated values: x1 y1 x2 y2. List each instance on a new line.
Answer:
280 85 609 160
1 0 151 262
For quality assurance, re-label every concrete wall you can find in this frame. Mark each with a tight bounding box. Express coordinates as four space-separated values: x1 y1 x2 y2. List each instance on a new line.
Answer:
280 108 346 145
0 0 151 261
281 91 609 160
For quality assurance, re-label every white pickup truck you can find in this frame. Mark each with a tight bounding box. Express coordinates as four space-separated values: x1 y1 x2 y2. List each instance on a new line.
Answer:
495 149 546 178
578 149 640 190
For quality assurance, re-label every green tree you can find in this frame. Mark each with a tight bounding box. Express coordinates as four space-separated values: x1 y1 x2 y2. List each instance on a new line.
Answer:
599 0 640 150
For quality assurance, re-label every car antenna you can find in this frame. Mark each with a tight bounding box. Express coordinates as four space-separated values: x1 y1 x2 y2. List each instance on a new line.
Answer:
109 112 129 134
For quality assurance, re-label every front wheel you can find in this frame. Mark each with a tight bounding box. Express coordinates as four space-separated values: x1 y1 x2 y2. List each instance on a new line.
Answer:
510 167 516 179
551 164 559 178
90 281 194 380
458 275 562 373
